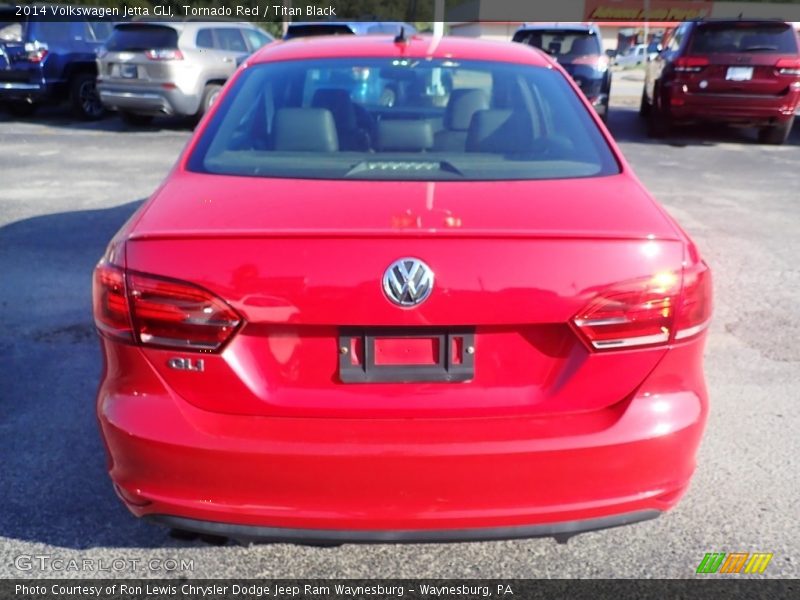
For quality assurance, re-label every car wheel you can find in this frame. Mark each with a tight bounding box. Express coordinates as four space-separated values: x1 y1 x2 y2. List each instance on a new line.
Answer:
199 84 222 118
5 101 37 117
757 117 794 145
119 111 155 127
638 88 651 118
70 73 105 120
647 87 670 138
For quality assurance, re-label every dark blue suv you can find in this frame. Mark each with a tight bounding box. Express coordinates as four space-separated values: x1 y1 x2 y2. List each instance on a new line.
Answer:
513 23 612 122
0 9 112 119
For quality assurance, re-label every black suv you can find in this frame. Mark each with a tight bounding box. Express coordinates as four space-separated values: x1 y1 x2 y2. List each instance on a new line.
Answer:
0 8 112 118
513 23 611 121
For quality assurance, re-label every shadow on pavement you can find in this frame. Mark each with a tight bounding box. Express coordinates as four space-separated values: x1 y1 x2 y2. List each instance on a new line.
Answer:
0 103 195 132
0 200 181 549
607 105 800 148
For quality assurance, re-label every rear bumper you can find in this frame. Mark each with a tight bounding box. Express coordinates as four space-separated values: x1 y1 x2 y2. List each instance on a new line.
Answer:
97 83 198 117
0 81 49 101
148 510 661 544
97 337 708 540
665 84 800 124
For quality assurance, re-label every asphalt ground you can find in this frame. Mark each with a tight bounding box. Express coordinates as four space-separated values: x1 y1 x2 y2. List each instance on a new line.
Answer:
1 81 799 579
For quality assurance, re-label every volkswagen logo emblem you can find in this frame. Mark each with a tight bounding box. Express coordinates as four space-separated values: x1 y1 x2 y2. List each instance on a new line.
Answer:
382 258 434 307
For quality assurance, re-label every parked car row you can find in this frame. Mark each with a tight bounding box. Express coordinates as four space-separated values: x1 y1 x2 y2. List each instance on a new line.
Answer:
0 10 272 122
512 19 800 145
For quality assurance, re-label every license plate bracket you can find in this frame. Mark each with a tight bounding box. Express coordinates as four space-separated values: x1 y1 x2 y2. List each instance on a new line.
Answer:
339 328 475 383
725 66 753 81
120 64 137 79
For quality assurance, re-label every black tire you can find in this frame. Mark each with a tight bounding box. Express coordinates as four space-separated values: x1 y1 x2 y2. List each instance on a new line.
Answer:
119 111 154 127
639 88 651 118
69 72 105 120
647 86 670 138
5 101 37 117
198 83 222 118
757 117 794 145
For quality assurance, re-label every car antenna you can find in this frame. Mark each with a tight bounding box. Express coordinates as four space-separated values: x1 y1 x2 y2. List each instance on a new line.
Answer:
394 27 408 44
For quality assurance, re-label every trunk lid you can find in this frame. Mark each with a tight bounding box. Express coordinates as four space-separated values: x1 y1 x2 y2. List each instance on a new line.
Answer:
125 174 684 419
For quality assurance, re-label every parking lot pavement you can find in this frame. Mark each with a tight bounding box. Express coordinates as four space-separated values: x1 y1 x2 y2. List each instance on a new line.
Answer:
1 105 798 579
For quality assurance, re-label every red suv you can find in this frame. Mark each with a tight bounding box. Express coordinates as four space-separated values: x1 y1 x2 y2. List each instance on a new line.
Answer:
642 19 800 143
94 35 712 544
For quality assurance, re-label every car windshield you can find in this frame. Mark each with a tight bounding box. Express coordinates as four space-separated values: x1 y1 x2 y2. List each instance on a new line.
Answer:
513 30 601 58
690 23 799 54
188 58 619 182
106 25 179 51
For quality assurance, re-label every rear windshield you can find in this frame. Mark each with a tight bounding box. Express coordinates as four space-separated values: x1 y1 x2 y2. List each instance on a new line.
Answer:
513 30 602 58
690 23 799 54
188 58 619 182
106 25 178 51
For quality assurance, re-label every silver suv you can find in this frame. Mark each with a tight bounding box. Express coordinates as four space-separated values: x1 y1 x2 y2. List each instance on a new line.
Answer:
97 21 272 124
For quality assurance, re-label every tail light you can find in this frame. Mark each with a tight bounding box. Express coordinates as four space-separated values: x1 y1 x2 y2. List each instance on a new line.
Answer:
92 262 242 352
144 49 184 61
674 56 709 73
775 58 800 76
573 262 712 351
572 54 609 71
93 263 133 342
674 262 713 340
23 42 48 63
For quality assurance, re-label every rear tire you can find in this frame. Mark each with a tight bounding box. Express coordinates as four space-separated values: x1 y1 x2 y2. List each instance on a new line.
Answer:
638 88 651 118
69 72 105 120
119 111 154 127
198 83 222 119
647 88 670 138
757 117 794 145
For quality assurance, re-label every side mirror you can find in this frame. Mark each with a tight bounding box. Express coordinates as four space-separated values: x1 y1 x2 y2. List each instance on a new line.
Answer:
605 49 616 58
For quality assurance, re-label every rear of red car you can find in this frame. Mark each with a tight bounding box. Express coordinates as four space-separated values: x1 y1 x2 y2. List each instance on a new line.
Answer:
94 37 712 543
648 20 800 143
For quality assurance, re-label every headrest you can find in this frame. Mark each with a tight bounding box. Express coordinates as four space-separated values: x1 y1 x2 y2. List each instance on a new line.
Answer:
569 37 595 55
466 109 533 154
740 34 771 50
311 88 357 130
377 120 433 152
273 108 339 152
444 88 490 131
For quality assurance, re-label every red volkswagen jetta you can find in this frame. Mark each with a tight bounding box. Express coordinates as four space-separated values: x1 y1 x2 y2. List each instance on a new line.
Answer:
94 35 712 543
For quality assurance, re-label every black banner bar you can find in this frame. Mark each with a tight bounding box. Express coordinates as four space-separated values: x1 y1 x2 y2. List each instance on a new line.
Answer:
4 1 800 23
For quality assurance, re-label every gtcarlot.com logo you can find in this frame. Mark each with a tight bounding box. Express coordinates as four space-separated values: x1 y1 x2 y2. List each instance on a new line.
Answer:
14 554 194 573
696 552 773 574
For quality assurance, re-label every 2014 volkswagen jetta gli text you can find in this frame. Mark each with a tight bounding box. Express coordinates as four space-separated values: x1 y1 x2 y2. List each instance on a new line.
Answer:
93 35 712 543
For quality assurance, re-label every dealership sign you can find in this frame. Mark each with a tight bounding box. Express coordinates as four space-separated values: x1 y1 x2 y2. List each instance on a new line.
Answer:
586 0 712 21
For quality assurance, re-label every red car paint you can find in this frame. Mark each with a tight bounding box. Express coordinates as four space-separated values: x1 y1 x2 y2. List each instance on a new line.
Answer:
94 35 712 542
